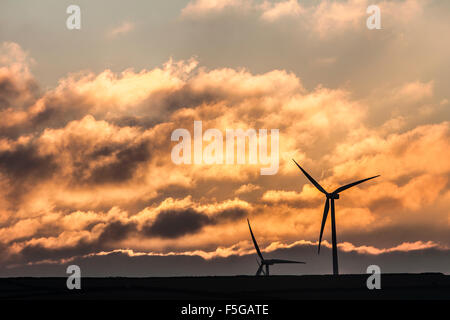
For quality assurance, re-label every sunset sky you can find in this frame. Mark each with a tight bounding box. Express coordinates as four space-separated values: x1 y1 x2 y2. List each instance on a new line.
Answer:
0 0 449 276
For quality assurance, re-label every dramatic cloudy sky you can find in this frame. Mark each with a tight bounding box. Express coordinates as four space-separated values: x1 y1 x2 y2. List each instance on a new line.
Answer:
0 0 449 276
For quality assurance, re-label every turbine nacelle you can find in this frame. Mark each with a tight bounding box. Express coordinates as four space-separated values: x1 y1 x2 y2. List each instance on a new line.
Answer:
327 193 339 199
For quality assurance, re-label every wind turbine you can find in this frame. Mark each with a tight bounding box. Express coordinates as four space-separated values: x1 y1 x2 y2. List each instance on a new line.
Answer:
247 219 305 276
292 159 379 275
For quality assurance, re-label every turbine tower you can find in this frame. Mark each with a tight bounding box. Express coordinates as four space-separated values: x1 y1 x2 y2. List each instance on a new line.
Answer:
247 219 304 276
293 159 379 276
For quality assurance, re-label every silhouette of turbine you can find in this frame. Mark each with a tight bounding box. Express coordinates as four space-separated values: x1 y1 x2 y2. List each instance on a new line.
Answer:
247 219 304 276
293 159 379 276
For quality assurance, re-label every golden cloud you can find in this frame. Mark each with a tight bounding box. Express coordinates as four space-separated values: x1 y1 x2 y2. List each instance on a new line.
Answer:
0 42 448 268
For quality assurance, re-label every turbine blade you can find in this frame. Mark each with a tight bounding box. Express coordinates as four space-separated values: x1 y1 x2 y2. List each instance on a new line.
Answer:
248 219 264 260
318 198 330 254
271 259 305 264
256 264 263 276
333 175 380 194
292 159 327 194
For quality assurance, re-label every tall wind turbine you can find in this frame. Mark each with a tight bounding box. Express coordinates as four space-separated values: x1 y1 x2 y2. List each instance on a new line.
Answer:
247 219 305 276
292 159 379 275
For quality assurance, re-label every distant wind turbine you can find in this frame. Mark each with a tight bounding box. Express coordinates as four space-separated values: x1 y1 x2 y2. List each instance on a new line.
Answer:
292 159 379 276
247 219 305 276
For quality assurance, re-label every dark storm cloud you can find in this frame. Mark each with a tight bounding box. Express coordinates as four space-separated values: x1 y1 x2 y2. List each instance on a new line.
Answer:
87 141 151 184
97 220 138 243
61 132 159 187
0 74 91 139
149 85 223 112
28 94 93 132
215 207 248 222
0 143 57 182
143 207 248 239
0 77 20 110
0 75 39 110
0 141 57 205
142 208 211 239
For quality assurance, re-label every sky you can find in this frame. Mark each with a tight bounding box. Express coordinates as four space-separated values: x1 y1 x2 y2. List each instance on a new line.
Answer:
0 0 449 276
